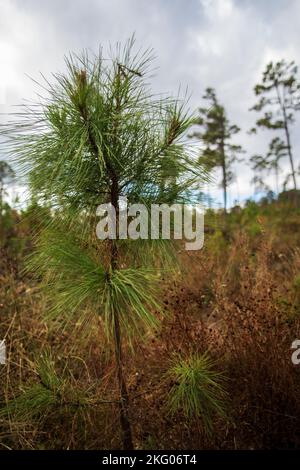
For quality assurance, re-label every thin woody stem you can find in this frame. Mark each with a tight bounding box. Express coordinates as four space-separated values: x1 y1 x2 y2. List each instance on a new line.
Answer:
76 66 134 450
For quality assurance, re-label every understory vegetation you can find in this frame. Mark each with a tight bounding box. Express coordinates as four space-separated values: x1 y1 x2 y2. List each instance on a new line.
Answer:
1 195 300 449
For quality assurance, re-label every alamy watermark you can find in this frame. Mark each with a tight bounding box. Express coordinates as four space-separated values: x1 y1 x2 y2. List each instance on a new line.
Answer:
0 340 6 365
291 339 300 365
96 198 204 251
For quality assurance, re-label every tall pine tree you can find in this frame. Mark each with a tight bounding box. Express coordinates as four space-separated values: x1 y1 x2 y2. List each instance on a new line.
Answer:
250 60 300 190
189 88 242 215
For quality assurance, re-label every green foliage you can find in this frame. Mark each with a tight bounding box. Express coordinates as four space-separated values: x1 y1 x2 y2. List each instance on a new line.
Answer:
0 160 15 199
3 37 204 344
241 200 260 222
293 274 300 289
0 160 15 237
250 60 300 190
251 138 287 194
205 229 227 257
0 203 28 258
166 353 228 435
4 39 198 213
0 202 14 237
0 353 91 421
252 60 300 125
25 221 162 340
102 267 161 340
246 222 262 238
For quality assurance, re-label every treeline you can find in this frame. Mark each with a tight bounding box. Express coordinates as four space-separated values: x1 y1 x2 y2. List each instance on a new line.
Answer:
189 60 300 212
1 60 300 215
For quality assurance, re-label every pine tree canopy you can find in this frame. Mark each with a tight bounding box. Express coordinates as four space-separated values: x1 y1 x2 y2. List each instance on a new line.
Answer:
3 38 203 342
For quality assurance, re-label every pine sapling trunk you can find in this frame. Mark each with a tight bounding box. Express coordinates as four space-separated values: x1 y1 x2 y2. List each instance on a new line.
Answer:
109 142 133 451
113 304 133 450
78 69 133 449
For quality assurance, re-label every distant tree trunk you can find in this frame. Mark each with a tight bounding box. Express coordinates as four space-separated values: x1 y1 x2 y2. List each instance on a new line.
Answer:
207 182 212 209
220 136 227 215
276 84 297 190
0 180 3 211
283 119 297 190
275 164 279 195
222 165 227 215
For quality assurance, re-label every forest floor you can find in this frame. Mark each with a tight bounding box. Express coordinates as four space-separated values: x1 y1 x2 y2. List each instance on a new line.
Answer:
1 197 300 449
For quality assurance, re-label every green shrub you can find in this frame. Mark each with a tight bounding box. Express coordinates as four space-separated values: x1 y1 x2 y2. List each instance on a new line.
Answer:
166 353 228 435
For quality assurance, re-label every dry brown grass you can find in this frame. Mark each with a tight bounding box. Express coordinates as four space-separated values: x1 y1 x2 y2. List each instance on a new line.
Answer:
1 205 300 449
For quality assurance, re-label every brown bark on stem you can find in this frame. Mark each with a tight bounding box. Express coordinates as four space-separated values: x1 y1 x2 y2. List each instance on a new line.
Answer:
110 176 134 451
77 68 134 449
275 83 297 190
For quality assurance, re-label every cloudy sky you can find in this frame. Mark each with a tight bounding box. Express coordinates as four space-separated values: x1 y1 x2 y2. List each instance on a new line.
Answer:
1 0 300 206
